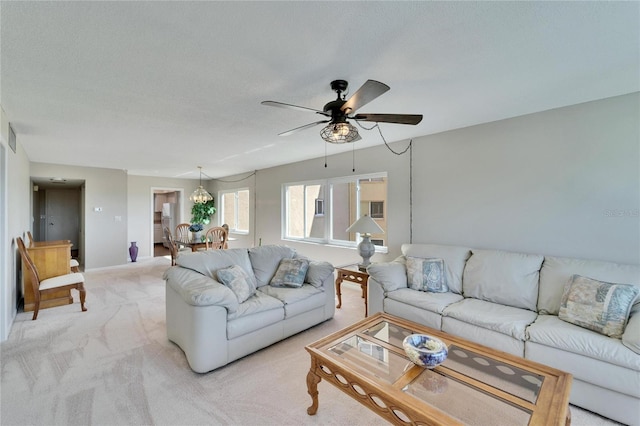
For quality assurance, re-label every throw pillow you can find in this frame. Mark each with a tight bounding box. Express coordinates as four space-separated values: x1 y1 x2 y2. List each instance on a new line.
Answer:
270 258 310 288
558 274 640 338
217 265 257 304
406 257 449 293
304 260 334 288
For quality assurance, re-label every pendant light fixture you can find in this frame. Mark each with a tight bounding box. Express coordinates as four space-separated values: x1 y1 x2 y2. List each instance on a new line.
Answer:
189 166 213 204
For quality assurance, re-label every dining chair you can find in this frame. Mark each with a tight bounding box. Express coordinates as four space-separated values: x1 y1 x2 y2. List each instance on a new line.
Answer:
164 227 190 265
175 223 190 244
16 237 87 321
27 231 80 272
205 227 228 250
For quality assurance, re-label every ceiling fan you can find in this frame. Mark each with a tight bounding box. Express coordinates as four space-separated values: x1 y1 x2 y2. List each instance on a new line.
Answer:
261 79 423 144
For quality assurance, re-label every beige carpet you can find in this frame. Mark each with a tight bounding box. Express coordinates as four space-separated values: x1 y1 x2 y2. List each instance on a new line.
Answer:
0 256 621 425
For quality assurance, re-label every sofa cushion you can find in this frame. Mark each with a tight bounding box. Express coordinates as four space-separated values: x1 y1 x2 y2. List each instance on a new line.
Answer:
163 266 239 312
227 290 284 321
443 298 538 340
270 258 309 288
176 248 255 285
367 260 407 292
227 293 285 339
303 260 334 288
527 314 640 371
259 284 325 318
538 255 640 316
462 249 543 311
402 244 471 294
558 275 639 338
406 257 449 293
249 245 296 287
386 288 463 314
217 265 257 304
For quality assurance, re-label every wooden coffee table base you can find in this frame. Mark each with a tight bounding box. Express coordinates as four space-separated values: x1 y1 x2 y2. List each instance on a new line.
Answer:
305 313 572 426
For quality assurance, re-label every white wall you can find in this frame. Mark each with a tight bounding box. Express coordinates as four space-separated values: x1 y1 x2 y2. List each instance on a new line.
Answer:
411 93 639 264
127 175 199 259
30 163 128 269
1 105 32 341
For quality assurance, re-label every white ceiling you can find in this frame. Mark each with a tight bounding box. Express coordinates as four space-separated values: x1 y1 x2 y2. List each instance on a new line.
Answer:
1 1 638 180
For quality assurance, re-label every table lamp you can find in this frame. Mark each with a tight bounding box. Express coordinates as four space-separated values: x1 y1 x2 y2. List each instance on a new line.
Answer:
346 214 384 270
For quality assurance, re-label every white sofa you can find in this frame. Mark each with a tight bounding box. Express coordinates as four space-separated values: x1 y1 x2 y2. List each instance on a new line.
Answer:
367 243 640 426
164 245 335 373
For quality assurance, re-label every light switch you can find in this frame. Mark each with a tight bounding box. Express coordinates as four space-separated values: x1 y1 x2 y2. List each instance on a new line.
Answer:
94 207 103 212
114 216 122 222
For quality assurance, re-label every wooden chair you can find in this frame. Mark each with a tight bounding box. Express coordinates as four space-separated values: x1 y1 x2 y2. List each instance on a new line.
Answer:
175 223 190 244
16 237 87 320
205 227 228 250
163 227 190 265
27 231 80 272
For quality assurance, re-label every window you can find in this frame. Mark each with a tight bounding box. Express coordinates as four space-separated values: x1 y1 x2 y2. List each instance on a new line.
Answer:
219 189 250 234
283 173 387 248
370 201 384 219
284 184 324 240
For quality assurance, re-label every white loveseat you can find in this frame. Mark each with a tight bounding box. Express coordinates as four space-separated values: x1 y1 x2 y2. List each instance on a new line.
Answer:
367 243 640 425
164 245 335 373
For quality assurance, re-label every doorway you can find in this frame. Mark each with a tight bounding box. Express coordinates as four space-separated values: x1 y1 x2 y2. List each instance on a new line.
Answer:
32 179 84 264
151 188 184 257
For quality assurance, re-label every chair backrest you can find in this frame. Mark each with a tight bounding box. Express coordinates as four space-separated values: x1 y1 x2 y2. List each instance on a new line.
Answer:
175 223 190 243
205 227 228 250
163 227 179 266
16 237 41 298
26 231 34 245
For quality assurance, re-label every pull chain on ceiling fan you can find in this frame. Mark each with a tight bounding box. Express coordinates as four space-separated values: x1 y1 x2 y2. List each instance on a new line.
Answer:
261 79 423 144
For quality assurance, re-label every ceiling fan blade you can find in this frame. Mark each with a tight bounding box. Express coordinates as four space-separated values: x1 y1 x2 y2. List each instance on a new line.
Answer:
341 80 390 114
353 113 423 125
278 120 329 136
261 100 326 115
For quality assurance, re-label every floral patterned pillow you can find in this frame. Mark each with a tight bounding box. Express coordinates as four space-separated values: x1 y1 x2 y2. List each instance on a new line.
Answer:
217 265 256 303
559 275 639 338
406 257 449 293
270 258 310 288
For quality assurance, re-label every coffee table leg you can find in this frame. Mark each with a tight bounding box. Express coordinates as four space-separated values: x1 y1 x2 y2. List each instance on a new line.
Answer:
335 277 343 309
306 360 322 415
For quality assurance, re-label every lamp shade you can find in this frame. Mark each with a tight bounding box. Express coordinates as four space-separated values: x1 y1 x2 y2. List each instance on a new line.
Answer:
346 214 384 236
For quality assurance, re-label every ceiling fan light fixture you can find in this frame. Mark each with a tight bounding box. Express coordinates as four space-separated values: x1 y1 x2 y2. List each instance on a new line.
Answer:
320 121 359 144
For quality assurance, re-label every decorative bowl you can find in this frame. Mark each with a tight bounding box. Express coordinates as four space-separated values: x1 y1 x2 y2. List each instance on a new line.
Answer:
402 334 448 368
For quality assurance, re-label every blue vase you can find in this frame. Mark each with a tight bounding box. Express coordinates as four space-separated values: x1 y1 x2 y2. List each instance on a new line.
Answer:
129 242 139 262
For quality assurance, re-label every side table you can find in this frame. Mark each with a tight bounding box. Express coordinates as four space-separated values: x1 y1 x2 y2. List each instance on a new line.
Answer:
335 267 369 317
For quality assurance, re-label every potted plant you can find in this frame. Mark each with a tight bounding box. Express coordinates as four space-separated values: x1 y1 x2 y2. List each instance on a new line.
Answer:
188 223 204 242
191 199 216 226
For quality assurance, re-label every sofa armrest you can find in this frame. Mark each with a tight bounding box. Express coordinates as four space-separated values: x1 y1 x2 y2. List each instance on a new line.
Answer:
622 311 640 354
164 266 239 313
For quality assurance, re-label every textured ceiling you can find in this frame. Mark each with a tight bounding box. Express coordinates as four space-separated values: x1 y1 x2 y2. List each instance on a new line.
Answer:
1 1 638 179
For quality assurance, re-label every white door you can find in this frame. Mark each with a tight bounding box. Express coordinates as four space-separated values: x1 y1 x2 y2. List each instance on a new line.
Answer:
45 189 80 246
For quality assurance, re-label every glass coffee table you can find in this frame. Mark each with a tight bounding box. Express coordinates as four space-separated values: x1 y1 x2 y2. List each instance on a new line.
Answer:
305 312 572 425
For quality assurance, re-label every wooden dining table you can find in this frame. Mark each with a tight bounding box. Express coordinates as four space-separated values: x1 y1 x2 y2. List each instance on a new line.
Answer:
175 237 236 252
174 239 207 252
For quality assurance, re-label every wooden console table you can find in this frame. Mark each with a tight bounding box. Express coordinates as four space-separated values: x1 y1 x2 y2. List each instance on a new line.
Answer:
23 240 73 311
335 267 369 317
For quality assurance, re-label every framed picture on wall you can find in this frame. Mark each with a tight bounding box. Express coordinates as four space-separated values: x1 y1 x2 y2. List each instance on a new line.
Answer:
8 123 16 153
